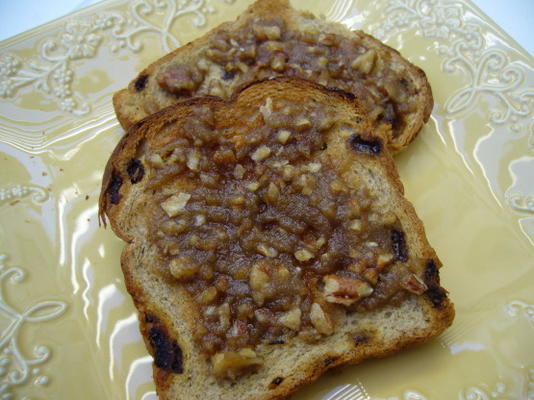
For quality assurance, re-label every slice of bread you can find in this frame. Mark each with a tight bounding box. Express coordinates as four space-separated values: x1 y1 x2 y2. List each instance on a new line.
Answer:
113 0 433 152
100 77 453 400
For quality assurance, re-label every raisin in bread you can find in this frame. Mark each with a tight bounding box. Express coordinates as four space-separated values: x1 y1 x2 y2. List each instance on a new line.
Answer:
100 77 453 400
113 0 433 152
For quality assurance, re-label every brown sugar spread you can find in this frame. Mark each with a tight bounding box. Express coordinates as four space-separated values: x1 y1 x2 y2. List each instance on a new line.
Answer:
155 18 419 141
144 98 423 378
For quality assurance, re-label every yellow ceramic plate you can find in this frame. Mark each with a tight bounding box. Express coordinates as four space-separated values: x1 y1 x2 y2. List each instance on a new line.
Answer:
0 0 532 399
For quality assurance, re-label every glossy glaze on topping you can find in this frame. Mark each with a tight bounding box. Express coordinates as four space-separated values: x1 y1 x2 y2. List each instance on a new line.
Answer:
144 98 415 377
156 18 419 140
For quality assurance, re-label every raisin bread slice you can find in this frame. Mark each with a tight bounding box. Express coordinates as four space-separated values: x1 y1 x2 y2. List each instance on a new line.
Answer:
113 0 433 152
100 77 453 400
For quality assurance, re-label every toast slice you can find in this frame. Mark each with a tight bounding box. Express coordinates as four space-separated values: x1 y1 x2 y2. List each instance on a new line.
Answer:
100 77 453 400
113 0 433 152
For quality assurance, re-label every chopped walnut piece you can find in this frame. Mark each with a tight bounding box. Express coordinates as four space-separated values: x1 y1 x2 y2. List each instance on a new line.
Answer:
270 54 286 71
229 195 246 205
315 236 326 249
277 129 291 144
259 97 273 121
323 274 374 306
211 348 262 379
194 214 206 226
310 303 334 335
254 308 272 324
169 256 198 281
218 303 231 330
282 165 295 181
196 57 209 72
318 33 337 46
316 56 328 68
265 182 280 203
263 40 284 53
236 61 249 73
351 49 377 74
253 24 281 40
150 73 425 365
198 286 218 304
297 174 315 195
306 46 324 55
279 308 301 330
257 243 278 258
237 302 254 319
161 192 191 217
239 44 256 60
377 253 394 267
317 116 335 131
402 273 428 295
294 249 314 262
329 179 347 194
363 268 379 284
294 117 312 131
307 163 321 173
250 263 269 288
251 145 271 162
234 164 246 179
271 159 289 168
273 265 290 281
348 219 362 232
246 181 260 191
147 153 164 167
208 79 226 97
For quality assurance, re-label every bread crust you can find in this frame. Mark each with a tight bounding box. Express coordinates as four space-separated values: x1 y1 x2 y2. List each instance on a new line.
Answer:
112 0 433 152
101 77 453 400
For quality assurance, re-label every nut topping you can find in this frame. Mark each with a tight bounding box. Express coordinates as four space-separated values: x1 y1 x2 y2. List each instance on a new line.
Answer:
198 286 218 304
257 243 278 258
234 164 246 179
279 308 301 330
348 219 362 231
250 261 269 284
253 24 281 40
351 49 377 74
161 192 191 217
294 117 312 131
323 275 373 306
211 348 262 379
277 129 291 144
310 303 334 335
294 249 314 262
169 256 198 281
148 91 417 373
401 273 428 295
251 145 271 162
246 181 260 191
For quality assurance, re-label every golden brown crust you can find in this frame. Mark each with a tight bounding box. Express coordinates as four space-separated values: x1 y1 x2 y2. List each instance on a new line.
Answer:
112 0 434 152
101 77 453 400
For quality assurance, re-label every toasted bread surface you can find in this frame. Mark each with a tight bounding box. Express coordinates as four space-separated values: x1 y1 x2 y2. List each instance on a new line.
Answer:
100 78 452 400
113 0 433 152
